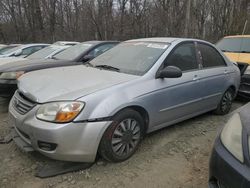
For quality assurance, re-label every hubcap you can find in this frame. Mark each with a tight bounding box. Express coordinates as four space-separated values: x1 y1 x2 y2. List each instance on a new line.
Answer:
221 91 232 112
111 118 140 157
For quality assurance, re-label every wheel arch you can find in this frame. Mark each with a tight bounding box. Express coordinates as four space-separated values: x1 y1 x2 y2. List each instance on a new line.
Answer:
228 85 237 98
112 105 150 135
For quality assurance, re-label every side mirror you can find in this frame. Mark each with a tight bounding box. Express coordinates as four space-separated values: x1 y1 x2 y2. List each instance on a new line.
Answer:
14 49 22 56
82 54 94 62
156 66 182 79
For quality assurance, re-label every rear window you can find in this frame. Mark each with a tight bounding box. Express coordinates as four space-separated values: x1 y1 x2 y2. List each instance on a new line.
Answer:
199 43 226 68
0 45 19 55
216 37 250 53
27 46 62 59
53 43 94 61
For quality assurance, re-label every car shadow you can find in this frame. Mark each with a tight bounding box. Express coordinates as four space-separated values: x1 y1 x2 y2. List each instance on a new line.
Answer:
0 97 10 113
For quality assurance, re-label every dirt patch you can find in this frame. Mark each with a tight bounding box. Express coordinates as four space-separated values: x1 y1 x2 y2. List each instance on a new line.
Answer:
0 97 245 188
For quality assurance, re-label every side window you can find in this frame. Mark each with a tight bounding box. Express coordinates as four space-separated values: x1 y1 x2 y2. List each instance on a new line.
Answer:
21 46 44 56
88 44 116 57
198 43 226 68
165 43 198 72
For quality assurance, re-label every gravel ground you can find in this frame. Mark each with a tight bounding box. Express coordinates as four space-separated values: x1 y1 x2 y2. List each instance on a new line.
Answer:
0 97 245 188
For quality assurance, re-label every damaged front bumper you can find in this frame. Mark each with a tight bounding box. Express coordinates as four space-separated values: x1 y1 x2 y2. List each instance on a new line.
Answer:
8 98 111 163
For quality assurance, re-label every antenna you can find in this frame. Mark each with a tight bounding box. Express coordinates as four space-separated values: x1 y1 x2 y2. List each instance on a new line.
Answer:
242 20 248 35
237 20 248 62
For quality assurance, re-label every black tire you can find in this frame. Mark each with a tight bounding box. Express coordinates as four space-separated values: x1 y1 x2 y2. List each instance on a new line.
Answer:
214 88 234 115
99 109 144 162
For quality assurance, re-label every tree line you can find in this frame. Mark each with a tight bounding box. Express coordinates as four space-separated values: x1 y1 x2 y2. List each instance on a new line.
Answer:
0 0 249 44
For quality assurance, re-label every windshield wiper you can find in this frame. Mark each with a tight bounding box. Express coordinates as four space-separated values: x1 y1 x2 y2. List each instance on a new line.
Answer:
95 65 120 72
51 56 59 60
85 62 94 67
221 50 235 53
239 51 250 53
221 49 250 53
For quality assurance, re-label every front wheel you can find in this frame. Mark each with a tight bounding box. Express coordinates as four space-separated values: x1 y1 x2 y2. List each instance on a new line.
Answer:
214 88 234 115
99 109 144 162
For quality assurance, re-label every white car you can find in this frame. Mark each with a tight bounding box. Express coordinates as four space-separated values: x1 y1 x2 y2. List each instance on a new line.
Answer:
0 42 79 65
0 44 7 49
0 43 49 59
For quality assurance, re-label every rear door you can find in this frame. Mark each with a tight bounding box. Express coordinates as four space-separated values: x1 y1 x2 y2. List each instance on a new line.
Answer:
197 42 229 109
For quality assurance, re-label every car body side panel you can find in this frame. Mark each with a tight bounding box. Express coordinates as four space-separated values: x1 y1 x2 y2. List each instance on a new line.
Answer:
197 67 228 108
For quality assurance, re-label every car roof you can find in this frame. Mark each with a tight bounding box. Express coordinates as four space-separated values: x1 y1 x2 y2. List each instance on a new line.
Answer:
126 37 209 44
20 43 50 48
81 41 119 45
224 35 250 38
47 44 70 49
52 41 80 46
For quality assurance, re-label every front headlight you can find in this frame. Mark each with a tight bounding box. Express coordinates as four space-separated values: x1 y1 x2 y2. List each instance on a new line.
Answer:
244 66 250 75
36 101 85 123
0 71 25 80
221 113 243 162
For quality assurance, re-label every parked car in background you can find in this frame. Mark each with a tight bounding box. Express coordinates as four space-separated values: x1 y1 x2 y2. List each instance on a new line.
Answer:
0 41 118 97
0 44 21 55
0 44 7 49
26 41 79 59
209 102 250 188
0 41 79 65
216 35 250 64
0 43 49 58
9 38 240 163
216 35 250 99
53 41 79 46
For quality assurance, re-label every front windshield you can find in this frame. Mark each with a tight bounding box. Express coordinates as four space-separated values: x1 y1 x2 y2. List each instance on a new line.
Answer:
216 37 250 53
0 45 21 55
0 45 19 55
53 43 94 60
90 42 169 76
27 45 62 59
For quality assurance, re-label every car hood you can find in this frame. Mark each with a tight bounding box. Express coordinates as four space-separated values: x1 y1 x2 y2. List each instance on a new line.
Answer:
224 52 250 64
18 65 139 103
0 57 25 66
0 59 64 72
0 54 11 58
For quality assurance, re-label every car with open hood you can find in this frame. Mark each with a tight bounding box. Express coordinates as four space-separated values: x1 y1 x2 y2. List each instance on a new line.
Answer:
0 41 118 97
9 38 240 163
216 35 250 99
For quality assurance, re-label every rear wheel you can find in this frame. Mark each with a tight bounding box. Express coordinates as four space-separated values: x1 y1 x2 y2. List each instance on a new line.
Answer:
99 109 144 162
214 88 234 115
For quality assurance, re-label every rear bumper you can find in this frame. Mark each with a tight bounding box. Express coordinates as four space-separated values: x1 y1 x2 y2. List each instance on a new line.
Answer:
209 138 250 188
0 80 17 97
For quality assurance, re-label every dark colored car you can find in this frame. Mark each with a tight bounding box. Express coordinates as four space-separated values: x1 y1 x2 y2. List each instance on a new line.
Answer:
209 103 250 188
0 41 119 97
237 62 250 99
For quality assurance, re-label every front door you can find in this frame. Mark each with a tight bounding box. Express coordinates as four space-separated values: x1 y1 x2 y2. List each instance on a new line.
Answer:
145 42 204 130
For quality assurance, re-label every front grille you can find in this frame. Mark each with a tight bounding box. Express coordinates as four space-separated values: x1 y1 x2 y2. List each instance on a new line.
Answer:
12 91 36 115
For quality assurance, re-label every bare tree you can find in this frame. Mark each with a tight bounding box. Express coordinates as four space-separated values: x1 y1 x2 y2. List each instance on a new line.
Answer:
0 0 249 43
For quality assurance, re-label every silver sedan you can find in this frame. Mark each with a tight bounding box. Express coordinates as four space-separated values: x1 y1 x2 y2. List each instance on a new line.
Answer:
9 38 241 162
